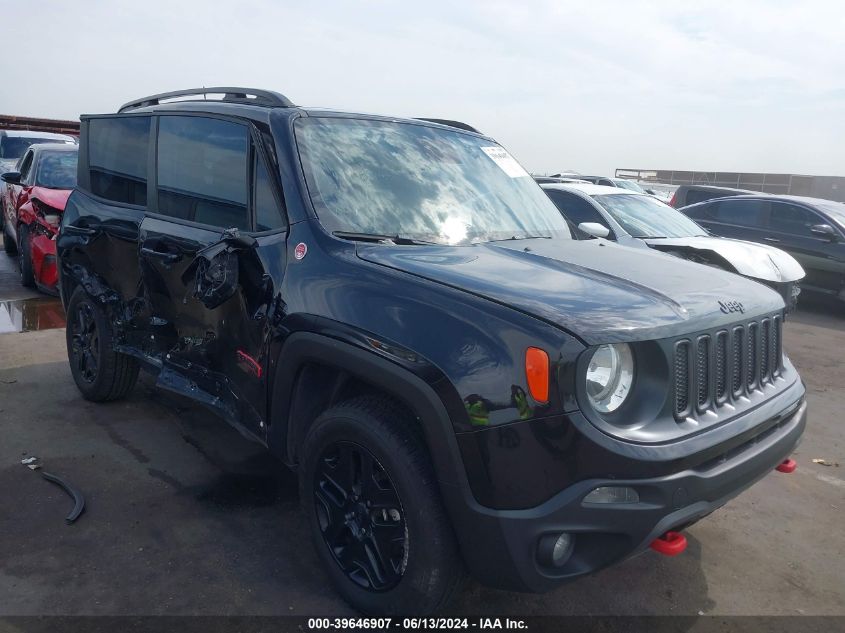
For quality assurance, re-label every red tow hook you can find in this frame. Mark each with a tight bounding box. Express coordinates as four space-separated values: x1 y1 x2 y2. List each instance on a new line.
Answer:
776 458 797 473
650 531 687 556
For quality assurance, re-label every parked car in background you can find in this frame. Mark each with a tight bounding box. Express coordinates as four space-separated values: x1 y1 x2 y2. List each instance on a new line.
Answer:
577 176 674 202
542 183 805 311
0 130 76 171
1 143 79 293
533 175 589 184
0 130 76 233
680 195 845 303
668 184 753 208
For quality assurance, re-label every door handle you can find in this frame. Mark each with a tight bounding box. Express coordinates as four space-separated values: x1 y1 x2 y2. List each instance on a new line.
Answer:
141 246 182 263
763 237 780 243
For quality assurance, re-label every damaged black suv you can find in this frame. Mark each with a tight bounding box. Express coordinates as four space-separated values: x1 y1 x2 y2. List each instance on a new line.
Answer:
58 87 807 615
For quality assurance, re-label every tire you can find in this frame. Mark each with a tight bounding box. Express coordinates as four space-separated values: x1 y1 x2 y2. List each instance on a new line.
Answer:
18 224 35 287
299 396 465 615
65 286 140 402
2 218 16 255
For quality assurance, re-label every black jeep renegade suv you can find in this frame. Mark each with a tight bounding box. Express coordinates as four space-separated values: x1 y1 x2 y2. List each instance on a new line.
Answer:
57 87 807 615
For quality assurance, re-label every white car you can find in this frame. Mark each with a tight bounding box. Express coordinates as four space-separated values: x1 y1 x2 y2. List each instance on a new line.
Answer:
541 182 806 311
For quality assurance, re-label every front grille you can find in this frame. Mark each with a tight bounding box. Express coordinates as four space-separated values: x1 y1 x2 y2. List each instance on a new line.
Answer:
674 314 783 419
675 341 690 415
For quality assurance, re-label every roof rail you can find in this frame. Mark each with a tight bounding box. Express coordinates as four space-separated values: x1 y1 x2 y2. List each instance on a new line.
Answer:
118 87 295 113
415 118 482 134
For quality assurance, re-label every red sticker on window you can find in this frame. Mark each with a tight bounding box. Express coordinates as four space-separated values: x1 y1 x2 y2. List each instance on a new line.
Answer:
294 242 307 260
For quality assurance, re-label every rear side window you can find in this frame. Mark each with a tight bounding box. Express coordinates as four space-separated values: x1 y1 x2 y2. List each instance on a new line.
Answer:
88 117 150 205
253 152 285 231
685 190 719 205
546 190 610 234
769 202 825 236
156 116 249 230
707 199 767 228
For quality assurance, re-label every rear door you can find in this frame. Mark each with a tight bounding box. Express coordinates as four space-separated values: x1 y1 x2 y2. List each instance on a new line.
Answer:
140 114 288 436
766 201 845 293
5 149 35 237
691 198 771 244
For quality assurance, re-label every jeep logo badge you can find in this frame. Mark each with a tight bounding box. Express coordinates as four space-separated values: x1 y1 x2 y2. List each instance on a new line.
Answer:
294 243 308 260
718 300 745 314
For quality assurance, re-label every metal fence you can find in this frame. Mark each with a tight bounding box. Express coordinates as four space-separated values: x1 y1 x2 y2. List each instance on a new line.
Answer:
615 168 845 203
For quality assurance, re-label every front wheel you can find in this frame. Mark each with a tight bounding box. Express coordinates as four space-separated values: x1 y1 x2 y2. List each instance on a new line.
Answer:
299 396 465 615
65 286 140 402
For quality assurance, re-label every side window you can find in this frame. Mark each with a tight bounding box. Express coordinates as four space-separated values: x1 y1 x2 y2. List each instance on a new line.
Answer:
707 199 767 228
253 150 286 231
769 203 824 237
685 190 717 205
18 151 34 183
157 116 249 230
88 116 150 205
547 191 612 235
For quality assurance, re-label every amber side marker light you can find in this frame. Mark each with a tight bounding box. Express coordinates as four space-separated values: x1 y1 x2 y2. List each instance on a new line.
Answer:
525 347 550 403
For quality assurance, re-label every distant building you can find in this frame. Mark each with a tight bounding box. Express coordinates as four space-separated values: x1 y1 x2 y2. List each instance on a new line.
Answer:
616 168 845 203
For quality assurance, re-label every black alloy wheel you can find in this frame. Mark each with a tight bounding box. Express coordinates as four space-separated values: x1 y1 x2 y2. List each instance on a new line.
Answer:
313 441 408 592
69 301 100 384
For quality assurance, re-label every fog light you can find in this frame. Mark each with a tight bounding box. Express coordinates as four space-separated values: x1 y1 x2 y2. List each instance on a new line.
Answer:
538 532 574 568
583 486 639 504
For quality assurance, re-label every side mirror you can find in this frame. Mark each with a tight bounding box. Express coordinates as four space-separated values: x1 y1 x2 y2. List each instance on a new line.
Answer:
810 224 838 241
645 188 656 195
1 171 21 184
578 222 611 239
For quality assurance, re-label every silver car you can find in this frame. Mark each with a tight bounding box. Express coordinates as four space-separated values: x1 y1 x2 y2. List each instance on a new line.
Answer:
542 182 805 311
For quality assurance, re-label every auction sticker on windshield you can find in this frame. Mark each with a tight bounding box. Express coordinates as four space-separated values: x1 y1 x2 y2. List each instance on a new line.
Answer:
481 146 530 178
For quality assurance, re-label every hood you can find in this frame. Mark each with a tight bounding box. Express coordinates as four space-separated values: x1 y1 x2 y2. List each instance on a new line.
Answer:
31 186 72 211
357 238 785 345
643 236 805 283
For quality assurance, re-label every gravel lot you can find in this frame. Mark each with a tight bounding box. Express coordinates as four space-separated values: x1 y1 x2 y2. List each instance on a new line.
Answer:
0 242 843 617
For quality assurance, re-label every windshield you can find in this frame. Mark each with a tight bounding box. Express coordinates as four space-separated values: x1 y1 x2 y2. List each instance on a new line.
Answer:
295 117 571 245
613 179 646 193
36 151 78 189
0 137 70 160
594 194 707 238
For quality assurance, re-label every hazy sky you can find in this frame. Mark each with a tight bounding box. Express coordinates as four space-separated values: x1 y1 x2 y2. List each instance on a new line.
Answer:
4 0 844 176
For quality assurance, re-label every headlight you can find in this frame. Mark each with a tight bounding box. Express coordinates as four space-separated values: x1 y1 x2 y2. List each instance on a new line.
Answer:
585 343 634 413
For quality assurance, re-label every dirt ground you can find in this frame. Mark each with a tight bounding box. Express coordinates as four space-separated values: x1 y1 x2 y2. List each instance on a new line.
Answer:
0 242 843 617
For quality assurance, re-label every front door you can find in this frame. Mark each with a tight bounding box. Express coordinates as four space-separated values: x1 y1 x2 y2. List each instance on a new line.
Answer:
766 201 845 294
139 114 288 437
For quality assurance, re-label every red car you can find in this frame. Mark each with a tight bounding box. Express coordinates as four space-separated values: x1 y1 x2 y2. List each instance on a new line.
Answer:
2 143 78 294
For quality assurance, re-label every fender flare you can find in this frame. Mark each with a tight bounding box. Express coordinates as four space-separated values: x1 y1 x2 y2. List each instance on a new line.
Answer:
267 331 468 491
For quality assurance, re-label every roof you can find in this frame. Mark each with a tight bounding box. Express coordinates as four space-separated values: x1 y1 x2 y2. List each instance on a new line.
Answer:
30 142 79 153
696 192 845 209
0 130 76 141
541 182 645 197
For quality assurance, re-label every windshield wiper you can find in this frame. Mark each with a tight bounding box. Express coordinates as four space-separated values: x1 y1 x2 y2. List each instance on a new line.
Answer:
485 234 553 243
332 231 439 246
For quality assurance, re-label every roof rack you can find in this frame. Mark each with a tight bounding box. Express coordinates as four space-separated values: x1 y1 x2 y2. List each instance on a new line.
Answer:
118 87 295 113
415 118 482 134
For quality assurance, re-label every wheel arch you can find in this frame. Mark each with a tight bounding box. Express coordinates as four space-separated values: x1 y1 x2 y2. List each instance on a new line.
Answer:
267 331 468 492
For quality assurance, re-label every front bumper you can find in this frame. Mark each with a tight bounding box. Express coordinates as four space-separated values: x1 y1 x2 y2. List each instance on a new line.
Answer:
444 395 806 592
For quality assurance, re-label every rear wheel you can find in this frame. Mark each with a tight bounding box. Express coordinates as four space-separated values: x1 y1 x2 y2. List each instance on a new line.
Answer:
18 224 35 287
300 396 464 615
65 286 140 402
